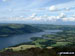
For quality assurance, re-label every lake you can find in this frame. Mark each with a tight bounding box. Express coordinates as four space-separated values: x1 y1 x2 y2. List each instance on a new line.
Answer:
0 30 61 50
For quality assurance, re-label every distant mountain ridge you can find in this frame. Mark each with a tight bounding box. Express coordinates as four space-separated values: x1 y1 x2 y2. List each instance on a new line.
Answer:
0 24 42 37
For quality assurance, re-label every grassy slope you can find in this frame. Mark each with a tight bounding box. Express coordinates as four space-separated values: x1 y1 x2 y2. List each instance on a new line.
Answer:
5 45 35 51
4 45 52 52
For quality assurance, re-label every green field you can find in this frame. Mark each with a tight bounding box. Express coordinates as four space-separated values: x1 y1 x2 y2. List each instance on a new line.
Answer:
51 42 70 47
5 45 35 51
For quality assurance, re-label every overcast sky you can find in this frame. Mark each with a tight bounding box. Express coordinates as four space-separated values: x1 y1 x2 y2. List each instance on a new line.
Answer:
0 0 75 24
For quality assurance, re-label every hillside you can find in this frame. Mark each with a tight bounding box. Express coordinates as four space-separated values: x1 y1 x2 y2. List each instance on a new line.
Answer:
0 47 75 56
31 24 75 30
0 24 42 37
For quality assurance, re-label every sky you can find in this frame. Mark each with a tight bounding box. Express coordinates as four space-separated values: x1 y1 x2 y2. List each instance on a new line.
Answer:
0 0 75 25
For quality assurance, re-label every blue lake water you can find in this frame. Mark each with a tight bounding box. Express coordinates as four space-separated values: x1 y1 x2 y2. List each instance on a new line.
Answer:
0 30 61 50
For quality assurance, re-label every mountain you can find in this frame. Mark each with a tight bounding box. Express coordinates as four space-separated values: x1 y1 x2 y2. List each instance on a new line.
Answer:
0 24 42 37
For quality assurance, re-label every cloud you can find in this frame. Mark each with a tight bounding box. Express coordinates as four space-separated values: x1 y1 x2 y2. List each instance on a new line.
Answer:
62 14 75 22
30 13 37 18
49 5 57 11
32 16 42 21
48 4 75 12
62 17 75 22
65 7 70 11
72 14 75 17
31 14 46 21
31 13 66 22
57 13 66 19
25 14 47 21
28 13 38 21
0 12 74 23
47 16 57 21
30 13 75 22
47 13 66 21
8 8 13 12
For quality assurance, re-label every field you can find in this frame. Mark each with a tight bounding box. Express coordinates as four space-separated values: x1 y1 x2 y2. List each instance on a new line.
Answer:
51 42 70 47
5 45 35 51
